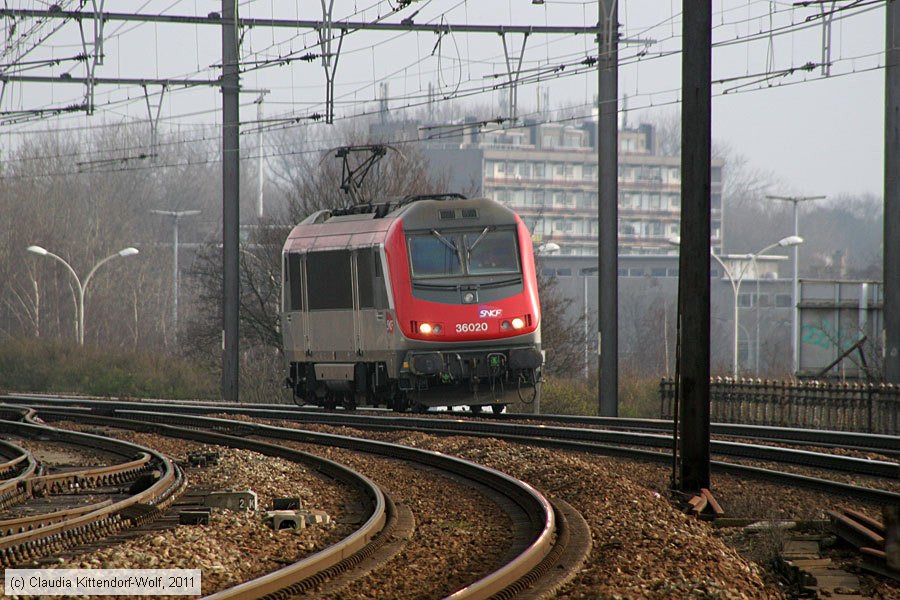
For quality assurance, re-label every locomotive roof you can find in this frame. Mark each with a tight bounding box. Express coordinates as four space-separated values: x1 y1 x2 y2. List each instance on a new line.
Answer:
283 196 519 253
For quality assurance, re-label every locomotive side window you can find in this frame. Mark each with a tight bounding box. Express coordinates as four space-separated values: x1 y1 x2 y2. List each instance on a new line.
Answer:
307 250 353 310
408 233 463 278
466 229 519 275
285 253 304 311
357 247 389 309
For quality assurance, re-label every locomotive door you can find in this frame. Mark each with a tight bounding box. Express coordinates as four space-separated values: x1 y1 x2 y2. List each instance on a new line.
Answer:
355 247 391 357
305 250 356 360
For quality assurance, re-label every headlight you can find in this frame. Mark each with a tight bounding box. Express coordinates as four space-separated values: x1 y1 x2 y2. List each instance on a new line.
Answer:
416 322 443 335
511 317 526 329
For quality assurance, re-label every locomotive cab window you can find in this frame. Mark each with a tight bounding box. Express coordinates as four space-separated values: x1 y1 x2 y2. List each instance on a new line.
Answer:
408 232 463 278
408 227 520 278
465 228 519 275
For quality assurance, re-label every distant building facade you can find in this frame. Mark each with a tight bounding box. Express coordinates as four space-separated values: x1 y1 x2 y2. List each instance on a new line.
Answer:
419 119 724 256
370 118 801 379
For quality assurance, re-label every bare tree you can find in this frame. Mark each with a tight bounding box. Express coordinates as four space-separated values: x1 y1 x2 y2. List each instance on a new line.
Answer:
534 264 589 377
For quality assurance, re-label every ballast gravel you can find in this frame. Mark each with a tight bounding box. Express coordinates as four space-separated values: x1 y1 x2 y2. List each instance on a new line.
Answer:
23 418 900 599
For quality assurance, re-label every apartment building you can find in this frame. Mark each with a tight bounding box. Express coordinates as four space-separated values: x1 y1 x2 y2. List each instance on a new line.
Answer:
420 119 724 255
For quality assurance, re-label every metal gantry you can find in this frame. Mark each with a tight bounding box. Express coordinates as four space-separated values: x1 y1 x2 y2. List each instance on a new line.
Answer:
0 5 603 401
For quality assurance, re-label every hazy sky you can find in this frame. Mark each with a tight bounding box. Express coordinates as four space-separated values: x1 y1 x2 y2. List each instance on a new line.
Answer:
0 1 886 198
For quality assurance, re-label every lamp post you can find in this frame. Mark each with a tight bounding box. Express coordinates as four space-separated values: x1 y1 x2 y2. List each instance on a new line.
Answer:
581 266 599 379
766 195 824 376
27 245 139 345
151 209 201 344
670 235 802 379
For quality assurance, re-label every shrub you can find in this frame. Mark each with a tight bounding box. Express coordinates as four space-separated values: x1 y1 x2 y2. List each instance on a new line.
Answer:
0 337 217 400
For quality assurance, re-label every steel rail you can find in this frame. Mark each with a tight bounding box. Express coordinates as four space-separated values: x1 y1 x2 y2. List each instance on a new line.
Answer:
0 416 183 566
32 407 562 600
33 452 153 494
0 499 114 536
0 438 38 511
7 396 897 505
10 408 394 600
7 395 898 462
15 398 893 478
8 395 899 456
27 401 900 506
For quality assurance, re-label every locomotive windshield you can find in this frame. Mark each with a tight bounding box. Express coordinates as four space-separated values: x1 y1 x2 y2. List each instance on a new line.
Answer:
408 227 519 278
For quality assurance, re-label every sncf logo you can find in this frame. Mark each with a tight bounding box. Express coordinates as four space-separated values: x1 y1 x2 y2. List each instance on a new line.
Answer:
479 306 503 319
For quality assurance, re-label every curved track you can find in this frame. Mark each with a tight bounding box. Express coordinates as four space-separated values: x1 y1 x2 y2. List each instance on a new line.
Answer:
5 396 896 504
0 408 184 566
10 404 590 599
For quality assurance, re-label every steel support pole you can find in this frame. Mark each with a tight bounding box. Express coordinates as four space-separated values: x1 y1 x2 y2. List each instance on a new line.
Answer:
885 0 900 383
598 0 618 417
791 201 800 377
222 0 240 401
677 0 712 492
173 216 180 343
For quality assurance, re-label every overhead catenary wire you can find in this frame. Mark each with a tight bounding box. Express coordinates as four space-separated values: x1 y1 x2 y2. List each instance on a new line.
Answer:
0 0 885 165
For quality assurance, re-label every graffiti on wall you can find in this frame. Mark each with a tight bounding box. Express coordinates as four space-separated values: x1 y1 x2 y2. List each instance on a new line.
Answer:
801 318 860 354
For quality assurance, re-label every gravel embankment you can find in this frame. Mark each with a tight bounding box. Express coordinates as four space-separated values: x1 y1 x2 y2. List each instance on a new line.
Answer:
10 419 898 599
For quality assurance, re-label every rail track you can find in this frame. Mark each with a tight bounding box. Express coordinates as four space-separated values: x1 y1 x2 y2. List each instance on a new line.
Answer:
0 403 592 599
0 406 184 568
4 395 897 506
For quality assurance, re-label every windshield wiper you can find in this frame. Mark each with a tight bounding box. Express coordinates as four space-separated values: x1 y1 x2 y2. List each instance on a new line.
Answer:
466 226 493 253
430 229 456 252
431 229 464 266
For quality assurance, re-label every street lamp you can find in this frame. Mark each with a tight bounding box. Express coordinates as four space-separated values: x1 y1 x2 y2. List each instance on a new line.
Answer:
27 245 139 345
766 194 825 376
535 241 560 255
669 235 803 379
151 209 201 345
581 266 599 379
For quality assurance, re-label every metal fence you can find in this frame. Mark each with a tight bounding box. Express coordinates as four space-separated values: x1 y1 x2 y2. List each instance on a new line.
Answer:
659 378 900 435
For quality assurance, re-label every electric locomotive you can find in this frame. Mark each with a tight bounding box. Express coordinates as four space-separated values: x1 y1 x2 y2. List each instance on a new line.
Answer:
281 194 542 412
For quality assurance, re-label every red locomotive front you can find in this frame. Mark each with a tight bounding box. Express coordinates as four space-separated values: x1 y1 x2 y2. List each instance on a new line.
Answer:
282 195 543 413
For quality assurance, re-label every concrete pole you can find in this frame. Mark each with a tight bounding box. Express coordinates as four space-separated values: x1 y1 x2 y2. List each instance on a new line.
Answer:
598 0 618 417
677 0 712 492
885 0 900 383
222 0 241 401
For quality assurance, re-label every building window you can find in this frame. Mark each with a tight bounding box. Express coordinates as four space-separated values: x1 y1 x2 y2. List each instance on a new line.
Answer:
668 167 681 183
775 294 792 307
651 267 667 277
555 219 573 232
534 162 546 178
629 268 646 277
